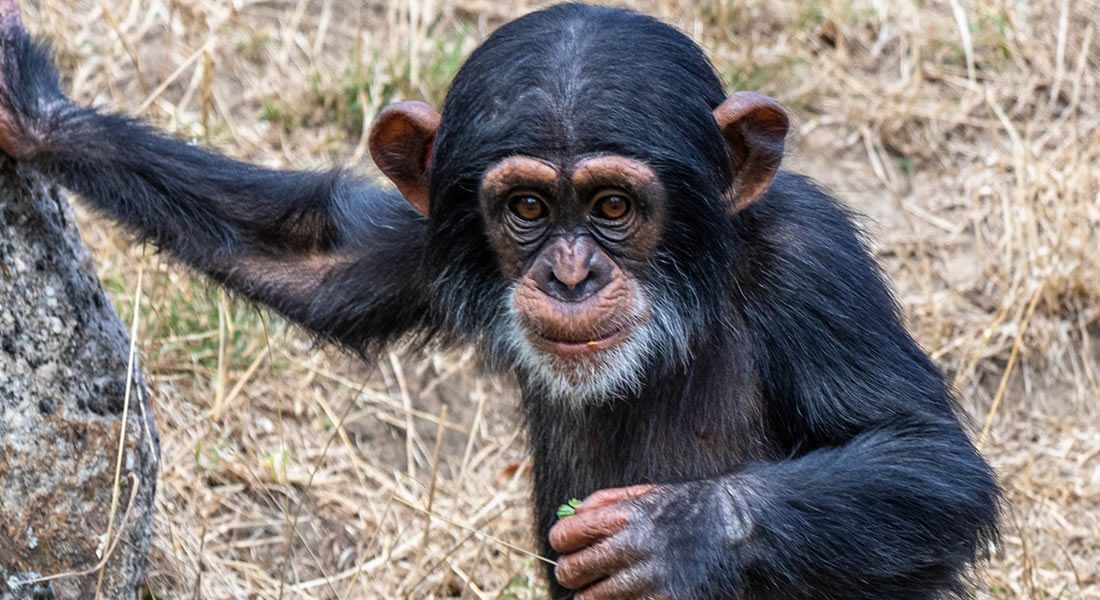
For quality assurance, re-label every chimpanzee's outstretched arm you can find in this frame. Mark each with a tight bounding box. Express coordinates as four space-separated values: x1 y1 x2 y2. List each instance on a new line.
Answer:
0 7 432 348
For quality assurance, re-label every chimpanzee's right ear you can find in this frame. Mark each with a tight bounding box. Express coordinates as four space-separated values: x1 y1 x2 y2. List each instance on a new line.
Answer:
368 101 441 217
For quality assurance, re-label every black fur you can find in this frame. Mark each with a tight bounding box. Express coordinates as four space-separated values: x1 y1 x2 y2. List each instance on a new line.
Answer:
0 3 998 599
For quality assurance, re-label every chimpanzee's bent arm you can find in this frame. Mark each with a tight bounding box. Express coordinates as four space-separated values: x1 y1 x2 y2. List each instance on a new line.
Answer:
727 417 996 599
595 414 996 599
549 180 999 599
733 180 999 598
0 22 434 347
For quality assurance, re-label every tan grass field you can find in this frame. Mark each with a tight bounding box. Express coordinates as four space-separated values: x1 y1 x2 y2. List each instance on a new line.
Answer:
17 0 1100 597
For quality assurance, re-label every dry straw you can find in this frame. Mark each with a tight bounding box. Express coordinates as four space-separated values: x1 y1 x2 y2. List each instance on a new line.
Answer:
19 0 1099 597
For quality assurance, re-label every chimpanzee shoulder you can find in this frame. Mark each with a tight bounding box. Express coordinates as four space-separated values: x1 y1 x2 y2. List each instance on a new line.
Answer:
733 171 958 442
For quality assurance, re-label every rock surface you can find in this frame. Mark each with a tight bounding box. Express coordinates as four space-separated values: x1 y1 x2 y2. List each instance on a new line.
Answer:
0 157 157 599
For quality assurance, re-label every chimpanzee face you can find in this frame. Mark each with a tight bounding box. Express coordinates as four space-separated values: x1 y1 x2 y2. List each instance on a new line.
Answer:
475 154 671 403
368 87 787 405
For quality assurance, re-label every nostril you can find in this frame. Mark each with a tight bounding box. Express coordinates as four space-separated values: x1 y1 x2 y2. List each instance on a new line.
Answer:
547 272 570 295
574 270 597 293
540 270 588 301
533 240 615 302
551 269 607 302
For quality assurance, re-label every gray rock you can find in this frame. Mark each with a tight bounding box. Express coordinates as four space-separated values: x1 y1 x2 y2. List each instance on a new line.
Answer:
0 157 157 600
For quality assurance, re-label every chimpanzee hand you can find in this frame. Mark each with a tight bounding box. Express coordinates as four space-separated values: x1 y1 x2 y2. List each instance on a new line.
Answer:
549 481 750 599
0 0 68 160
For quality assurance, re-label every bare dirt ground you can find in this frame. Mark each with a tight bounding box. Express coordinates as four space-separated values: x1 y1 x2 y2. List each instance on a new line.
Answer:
13 0 1100 598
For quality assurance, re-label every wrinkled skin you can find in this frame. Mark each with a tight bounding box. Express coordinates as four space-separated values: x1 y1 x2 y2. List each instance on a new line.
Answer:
551 483 750 599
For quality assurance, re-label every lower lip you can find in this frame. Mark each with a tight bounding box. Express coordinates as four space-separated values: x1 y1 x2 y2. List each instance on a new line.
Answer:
534 327 629 356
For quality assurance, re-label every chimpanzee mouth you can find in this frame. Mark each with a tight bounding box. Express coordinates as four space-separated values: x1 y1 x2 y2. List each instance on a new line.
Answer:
529 324 632 356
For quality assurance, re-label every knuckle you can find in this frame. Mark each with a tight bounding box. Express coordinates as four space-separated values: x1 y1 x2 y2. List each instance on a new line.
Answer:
591 515 624 538
554 557 581 588
588 488 616 503
548 523 571 552
590 539 624 568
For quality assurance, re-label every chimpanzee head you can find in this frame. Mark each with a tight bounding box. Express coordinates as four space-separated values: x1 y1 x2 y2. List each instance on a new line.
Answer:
369 3 788 406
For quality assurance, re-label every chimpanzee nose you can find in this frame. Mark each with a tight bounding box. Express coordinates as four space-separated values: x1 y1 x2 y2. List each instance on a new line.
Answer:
533 238 614 302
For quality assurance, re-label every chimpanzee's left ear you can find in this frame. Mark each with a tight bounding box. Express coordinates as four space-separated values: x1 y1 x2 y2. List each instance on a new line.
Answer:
713 91 789 212
369 101 441 217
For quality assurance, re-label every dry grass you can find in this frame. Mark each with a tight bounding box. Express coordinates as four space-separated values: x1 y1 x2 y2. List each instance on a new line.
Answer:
17 0 1100 598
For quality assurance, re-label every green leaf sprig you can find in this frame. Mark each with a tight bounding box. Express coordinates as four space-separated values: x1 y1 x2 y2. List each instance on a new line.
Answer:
556 498 582 520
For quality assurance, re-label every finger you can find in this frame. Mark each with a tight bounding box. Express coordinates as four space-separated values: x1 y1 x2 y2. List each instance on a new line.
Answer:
575 568 658 600
574 484 655 514
549 504 631 554
554 539 633 590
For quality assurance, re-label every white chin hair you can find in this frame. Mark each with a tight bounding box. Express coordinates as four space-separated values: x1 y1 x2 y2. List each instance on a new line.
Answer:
514 330 653 408
493 284 692 409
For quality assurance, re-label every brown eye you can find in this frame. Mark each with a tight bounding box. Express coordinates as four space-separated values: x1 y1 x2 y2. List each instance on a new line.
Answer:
593 194 631 220
509 194 547 221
